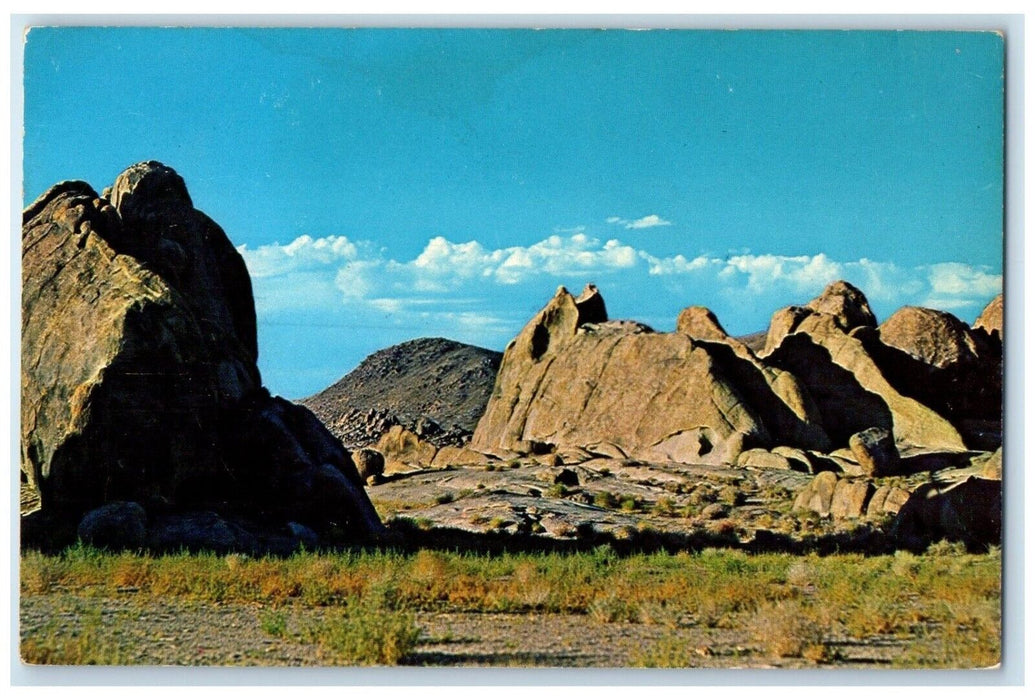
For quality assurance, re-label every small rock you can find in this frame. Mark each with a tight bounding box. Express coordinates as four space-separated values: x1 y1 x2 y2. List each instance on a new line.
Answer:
736 448 793 471
771 446 814 473
77 501 148 550
829 479 875 519
848 427 900 477
539 516 577 538
701 503 730 520
793 471 839 515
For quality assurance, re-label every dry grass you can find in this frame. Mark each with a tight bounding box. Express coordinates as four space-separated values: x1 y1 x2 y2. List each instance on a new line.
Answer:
20 543 1001 667
21 606 128 665
752 600 830 660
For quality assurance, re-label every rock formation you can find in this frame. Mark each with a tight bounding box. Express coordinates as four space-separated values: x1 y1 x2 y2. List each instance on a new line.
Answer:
472 284 832 464
302 337 502 449
974 293 1003 341
473 280 999 465
21 162 383 551
875 305 1002 449
890 476 1002 551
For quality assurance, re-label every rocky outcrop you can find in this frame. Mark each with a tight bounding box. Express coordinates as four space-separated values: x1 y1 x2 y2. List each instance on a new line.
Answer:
302 337 503 449
974 293 1003 341
472 281 996 469
762 281 875 355
875 305 1002 449
471 285 831 465
21 162 384 550
765 308 967 452
676 306 731 342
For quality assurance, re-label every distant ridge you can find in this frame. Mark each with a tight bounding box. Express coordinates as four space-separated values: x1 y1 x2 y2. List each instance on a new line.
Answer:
302 337 503 449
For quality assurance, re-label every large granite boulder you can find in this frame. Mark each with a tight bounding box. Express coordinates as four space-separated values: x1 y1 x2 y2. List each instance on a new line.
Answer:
792 471 840 515
376 425 439 471
77 501 148 551
471 286 830 464
765 316 966 452
847 427 900 477
805 280 878 332
879 306 983 370
876 305 1002 448
21 162 384 549
890 476 1002 551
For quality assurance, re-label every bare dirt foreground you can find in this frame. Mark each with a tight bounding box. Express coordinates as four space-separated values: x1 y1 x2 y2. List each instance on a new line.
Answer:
20 591 992 669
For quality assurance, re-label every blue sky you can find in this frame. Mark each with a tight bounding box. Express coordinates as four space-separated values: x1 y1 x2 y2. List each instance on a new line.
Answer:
23 28 1004 399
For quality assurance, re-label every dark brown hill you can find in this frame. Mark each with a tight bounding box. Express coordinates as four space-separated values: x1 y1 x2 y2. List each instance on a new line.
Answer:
302 338 503 448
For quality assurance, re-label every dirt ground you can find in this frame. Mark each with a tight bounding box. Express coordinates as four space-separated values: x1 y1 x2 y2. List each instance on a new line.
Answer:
19 592 959 669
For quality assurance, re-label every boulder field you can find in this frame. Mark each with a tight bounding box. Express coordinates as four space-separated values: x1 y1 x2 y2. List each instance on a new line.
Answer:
21 162 384 552
452 281 1000 550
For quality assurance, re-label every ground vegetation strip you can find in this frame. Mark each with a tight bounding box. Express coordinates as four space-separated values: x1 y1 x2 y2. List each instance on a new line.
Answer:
21 545 1000 668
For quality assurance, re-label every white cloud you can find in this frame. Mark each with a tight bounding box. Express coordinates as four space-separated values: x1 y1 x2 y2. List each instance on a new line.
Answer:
240 232 1001 339
608 214 673 229
636 249 997 316
627 214 672 229
237 234 361 278
926 262 1002 299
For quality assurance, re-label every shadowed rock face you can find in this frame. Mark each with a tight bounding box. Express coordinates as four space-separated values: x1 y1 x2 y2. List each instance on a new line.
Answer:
879 306 982 370
21 162 384 549
874 306 1002 447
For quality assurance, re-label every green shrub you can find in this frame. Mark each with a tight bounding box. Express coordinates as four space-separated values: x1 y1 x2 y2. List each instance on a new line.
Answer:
258 608 288 637
651 497 676 516
547 483 569 498
307 596 420 665
588 593 640 623
631 635 694 667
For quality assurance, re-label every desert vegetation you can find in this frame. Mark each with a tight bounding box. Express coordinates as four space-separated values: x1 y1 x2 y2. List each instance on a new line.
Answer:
21 543 1000 668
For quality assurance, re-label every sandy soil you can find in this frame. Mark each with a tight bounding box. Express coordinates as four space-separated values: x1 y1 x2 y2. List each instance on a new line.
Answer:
20 592 928 669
